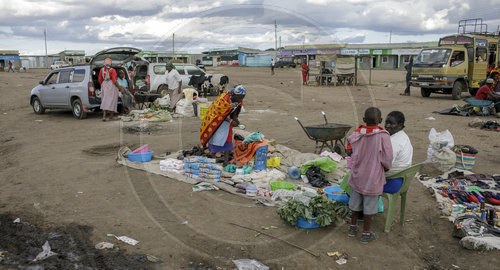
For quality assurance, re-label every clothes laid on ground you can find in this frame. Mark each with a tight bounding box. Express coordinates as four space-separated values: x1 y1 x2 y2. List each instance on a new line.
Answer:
231 139 268 166
481 121 500 131
434 104 472 116
418 169 500 250
386 130 413 175
305 165 329 188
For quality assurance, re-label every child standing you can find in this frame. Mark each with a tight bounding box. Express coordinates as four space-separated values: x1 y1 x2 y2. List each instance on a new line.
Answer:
347 107 393 243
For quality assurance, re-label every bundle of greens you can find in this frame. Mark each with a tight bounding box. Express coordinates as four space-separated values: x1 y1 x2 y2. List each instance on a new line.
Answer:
277 195 350 227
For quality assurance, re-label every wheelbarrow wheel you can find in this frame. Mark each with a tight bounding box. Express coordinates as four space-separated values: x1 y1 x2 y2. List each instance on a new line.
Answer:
334 144 346 157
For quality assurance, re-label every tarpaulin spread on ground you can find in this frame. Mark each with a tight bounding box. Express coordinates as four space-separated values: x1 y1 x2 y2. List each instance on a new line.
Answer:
116 130 349 206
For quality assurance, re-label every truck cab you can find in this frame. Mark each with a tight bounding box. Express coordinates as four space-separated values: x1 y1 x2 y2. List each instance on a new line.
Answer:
411 46 469 99
411 19 499 100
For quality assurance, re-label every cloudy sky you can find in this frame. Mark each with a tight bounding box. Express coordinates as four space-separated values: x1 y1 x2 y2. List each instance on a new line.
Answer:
1 0 500 55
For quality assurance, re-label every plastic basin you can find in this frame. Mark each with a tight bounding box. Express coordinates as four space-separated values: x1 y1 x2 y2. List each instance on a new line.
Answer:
296 217 320 229
270 181 297 191
131 144 149 154
127 151 153 162
383 178 403 194
323 185 349 204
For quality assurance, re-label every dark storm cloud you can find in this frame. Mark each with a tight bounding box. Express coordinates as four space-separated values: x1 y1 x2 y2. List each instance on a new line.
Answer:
2 0 500 54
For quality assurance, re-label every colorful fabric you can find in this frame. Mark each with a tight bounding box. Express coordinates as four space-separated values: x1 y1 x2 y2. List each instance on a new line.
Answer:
200 92 234 146
347 130 393 196
230 84 246 95
301 63 309 83
231 139 268 166
346 125 384 150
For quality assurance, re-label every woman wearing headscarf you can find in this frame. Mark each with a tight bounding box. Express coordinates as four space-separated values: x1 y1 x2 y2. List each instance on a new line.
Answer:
165 62 183 111
200 85 246 165
99 58 123 121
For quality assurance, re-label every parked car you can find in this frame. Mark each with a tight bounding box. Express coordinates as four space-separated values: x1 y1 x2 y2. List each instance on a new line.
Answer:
132 62 207 95
50 61 70 70
275 57 296 68
30 47 140 119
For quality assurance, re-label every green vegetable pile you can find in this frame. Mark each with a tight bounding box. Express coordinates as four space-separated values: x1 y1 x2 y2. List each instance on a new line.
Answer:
277 195 351 227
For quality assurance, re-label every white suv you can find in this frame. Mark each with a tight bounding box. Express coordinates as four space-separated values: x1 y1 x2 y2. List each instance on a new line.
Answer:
133 62 206 94
30 47 140 119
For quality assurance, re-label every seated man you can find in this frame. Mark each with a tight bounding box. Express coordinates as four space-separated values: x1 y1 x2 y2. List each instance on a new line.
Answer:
476 78 500 116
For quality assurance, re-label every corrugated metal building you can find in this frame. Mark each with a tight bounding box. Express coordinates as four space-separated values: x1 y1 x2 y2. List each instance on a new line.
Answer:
19 55 59 69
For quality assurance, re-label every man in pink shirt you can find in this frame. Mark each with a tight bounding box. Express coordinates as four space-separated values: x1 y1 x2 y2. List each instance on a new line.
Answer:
347 107 393 243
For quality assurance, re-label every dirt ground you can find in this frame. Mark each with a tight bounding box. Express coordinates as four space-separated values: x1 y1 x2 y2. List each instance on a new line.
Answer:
1 66 499 269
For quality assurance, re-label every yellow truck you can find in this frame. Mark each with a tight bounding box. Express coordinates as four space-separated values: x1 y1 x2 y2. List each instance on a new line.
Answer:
411 19 499 99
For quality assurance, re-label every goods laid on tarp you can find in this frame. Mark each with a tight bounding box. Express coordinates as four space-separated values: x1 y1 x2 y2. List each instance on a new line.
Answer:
116 130 350 207
419 168 500 250
121 107 172 122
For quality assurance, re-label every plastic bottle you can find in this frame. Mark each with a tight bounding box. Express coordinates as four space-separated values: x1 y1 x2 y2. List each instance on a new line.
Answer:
287 166 300 180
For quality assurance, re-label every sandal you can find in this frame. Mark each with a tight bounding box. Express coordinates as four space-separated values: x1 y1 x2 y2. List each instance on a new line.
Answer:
102 118 107 122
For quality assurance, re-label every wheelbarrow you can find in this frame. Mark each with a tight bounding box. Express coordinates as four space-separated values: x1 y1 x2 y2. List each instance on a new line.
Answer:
295 112 352 155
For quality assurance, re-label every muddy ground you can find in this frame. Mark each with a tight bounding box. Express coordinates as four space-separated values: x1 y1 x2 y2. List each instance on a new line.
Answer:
1 66 499 269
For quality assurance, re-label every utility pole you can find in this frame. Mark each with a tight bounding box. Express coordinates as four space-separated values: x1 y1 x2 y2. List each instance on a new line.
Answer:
279 36 281 49
44 29 48 68
274 20 278 58
389 30 392 44
172 33 175 61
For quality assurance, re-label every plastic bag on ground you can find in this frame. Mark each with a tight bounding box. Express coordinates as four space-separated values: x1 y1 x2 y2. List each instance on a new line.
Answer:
175 99 194 116
154 95 170 106
300 157 337 175
243 132 265 143
427 128 454 160
33 241 57 261
232 259 269 270
431 147 456 171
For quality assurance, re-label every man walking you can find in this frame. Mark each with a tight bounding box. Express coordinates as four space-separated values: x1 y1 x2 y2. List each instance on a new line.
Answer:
7 61 14 72
401 57 413 96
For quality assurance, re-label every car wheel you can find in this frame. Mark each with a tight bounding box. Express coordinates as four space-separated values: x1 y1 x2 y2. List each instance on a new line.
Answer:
72 98 87 119
452 81 464 100
468 88 478 97
32 97 45 114
421 88 432 97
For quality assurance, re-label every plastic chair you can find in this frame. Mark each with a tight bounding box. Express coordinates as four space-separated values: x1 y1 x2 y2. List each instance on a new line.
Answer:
382 164 422 233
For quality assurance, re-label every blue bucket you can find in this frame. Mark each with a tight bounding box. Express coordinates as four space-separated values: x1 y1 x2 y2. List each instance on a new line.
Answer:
127 151 153 162
323 185 349 204
383 178 403 194
296 217 320 229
